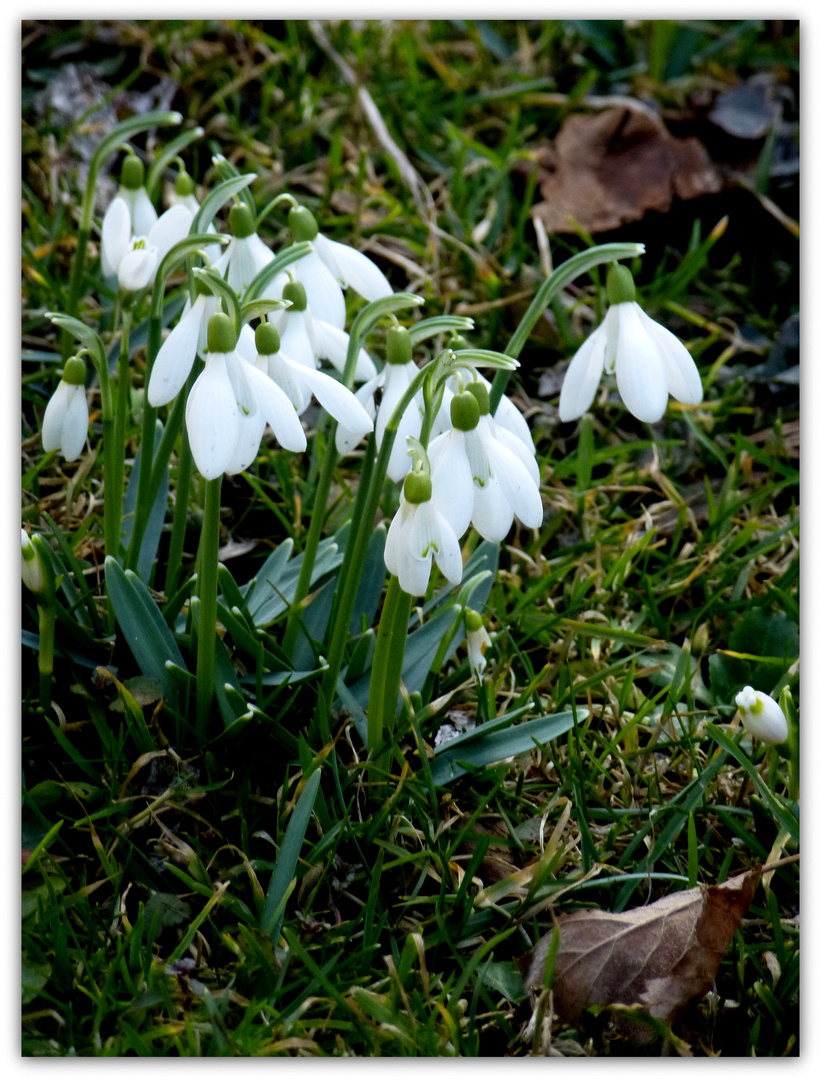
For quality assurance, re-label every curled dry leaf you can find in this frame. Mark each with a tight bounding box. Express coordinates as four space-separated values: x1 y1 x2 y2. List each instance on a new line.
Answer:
520 867 761 1044
528 106 722 235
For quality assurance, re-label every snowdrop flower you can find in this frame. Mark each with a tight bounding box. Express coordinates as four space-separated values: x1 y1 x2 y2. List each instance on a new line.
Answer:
101 157 157 273
147 281 219 407
42 355 89 461
384 465 463 597
558 264 703 424
272 280 376 382
429 381 542 543
465 608 492 679
336 326 422 478
254 323 373 447
211 203 273 297
186 313 306 480
265 205 392 330
22 530 45 597
101 197 193 293
735 686 789 745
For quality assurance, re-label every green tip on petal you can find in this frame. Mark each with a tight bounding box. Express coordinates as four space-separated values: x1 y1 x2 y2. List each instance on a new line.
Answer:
386 326 413 365
606 264 636 306
465 380 490 416
120 155 145 191
255 322 281 355
229 203 256 239
207 312 237 354
62 356 87 386
282 280 307 312
288 205 319 242
175 170 195 197
450 390 480 432
403 471 432 505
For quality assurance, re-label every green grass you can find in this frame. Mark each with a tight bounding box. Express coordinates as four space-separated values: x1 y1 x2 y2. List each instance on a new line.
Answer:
22 20 798 1056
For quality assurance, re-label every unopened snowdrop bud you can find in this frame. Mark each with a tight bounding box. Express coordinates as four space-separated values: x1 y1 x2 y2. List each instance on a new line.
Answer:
465 608 491 679
558 262 703 424
42 356 89 461
735 686 789 745
22 530 46 598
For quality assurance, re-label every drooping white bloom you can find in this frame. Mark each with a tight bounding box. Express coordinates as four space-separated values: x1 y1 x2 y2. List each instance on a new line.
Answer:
42 356 89 462
384 470 463 597
147 289 219 407
429 383 542 543
265 206 392 330
211 203 273 297
465 609 492 679
101 198 193 292
22 530 45 596
186 313 306 479
735 686 789 744
335 326 421 478
272 281 376 382
559 265 703 424
100 157 158 276
253 323 373 447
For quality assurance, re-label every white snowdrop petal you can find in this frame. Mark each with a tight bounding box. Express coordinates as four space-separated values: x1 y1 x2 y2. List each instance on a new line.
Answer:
558 320 608 421
236 324 257 364
488 440 543 529
148 203 194 270
614 302 669 423
383 505 407 578
431 510 463 586
224 412 266 475
488 417 540 485
493 392 535 452
244 363 307 452
129 187 159 237
463 428 491 486
280 312 317 369
638 309 703 406
430 430 474 539
309 317 377 380
42 381 71 454
62 385 89 460
186 355 239 479
118 247 157 292
296 250 346 329
401 552 434 597
299 364 373 438
736 686 789 744
471 477 515 542
315 234 392 301
148 303 203 406
268 354 309 413
101 197 131 276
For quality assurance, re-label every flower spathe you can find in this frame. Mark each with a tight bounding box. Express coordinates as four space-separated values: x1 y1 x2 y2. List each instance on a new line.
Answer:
735 686 789 745
384 471 463 597
42 356 89 462
558 265 703 424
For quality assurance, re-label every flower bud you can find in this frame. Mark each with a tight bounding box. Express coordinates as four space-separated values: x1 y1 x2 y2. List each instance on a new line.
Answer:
465 608 491 678
228 203 255 239
735 685 789 744
450 390 480 432
282 280 307 312
288 205 319 242
255 322 281 356
207 312 237 354
606 264 636 306
21 530 54 602
386 326 412 366
120 155 145 191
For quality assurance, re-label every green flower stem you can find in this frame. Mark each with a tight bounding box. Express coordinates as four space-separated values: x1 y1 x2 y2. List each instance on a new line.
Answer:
110 310 133 562
488 241 646 413
195 475 223 740
37 602 55 711
367 574 414 754
165 424 194 599
63 110 182 355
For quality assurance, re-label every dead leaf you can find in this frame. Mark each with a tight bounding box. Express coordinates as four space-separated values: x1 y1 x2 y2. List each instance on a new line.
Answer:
520 867 761 1044
529 106 721 234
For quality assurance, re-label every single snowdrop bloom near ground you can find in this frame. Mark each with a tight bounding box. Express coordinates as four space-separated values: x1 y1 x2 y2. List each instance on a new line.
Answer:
148 281 219 407
211 203 273 297
22 530 46 598
384 461 463 597
42 355 89 462
186 313 307 480
465 608 492 679
254 323 373 446
101 197 193 293
558 264 703 424
735 686 789 745
336 326 422 478
429 380 543 543
272 280 377 382
101 157 157 273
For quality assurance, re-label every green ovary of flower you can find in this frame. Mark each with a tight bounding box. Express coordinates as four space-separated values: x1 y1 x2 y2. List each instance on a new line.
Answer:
255 322 281 355
386 326 413 365
207 312 238 353
228 203 256 239
288 205 319 242
450 391 480 432
403 471 432 504
120 155 145 190
606 263 636 305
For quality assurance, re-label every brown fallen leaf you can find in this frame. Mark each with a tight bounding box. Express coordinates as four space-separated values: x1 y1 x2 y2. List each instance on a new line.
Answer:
529 106 722 235
520 866 761 1044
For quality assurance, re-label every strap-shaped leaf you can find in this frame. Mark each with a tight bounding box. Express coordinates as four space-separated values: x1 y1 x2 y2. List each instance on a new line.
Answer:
262 768 322 941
